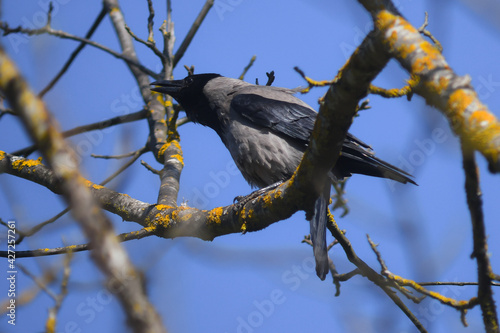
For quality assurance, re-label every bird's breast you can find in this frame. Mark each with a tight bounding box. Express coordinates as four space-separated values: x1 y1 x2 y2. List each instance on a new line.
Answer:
223 120 305 188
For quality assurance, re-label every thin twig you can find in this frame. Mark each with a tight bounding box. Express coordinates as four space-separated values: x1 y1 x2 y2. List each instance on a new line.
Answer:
367 234 479 312
92 147 145 159
0 228 155 258
146 0 155 43
0 22 158 79
7 147 147 245
418 281 500 287
176 116 190 127
125 24 165 61
294 66 337 93
462 145 499 332
265 71 275 86
46 251 73 333
141 160 160 174
173 0 214 67
98 146 147 185
325 213 426 332
239 55 256 80
18 263 58 300
418 12 443 53
14 209 69 245
12 109 147 157
39 6 107 97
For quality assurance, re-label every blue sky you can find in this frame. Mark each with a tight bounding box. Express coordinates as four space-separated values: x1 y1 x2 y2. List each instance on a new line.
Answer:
1 1 500 332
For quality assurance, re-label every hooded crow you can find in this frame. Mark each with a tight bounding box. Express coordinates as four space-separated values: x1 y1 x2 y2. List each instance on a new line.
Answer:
151 73 416 280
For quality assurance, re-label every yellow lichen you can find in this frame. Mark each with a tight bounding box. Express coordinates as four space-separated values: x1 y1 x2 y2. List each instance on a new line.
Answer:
12 156 42 172
157 143 169 158
208 207 223 224
169 153 184 165
45 316 56 333
179 213 193 222
156 204 174 211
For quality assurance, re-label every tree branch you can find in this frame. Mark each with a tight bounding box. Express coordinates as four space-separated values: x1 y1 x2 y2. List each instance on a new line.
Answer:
0 228 155 258
0 47 166 333
462 145 499 332
0 22 158 79
173 0 214 67
12 108 148 157
358 1 500 173
38 6 107 97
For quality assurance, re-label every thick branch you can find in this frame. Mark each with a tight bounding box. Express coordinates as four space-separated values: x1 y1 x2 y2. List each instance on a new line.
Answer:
360 4 500 173
292 28 391 219
0 48 166 333
103 0 168 160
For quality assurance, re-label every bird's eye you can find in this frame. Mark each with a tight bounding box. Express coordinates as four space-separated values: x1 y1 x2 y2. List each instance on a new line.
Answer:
185 77 194 85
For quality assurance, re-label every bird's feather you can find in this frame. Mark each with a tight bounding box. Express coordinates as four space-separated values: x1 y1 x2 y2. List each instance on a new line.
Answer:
231 93 315 144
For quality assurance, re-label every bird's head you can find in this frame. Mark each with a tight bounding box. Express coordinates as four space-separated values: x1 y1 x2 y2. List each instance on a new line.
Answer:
151 73 222 129
151 73 221 100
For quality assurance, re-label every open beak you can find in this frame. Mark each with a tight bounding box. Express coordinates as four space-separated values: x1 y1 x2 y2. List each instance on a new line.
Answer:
150 79 183 95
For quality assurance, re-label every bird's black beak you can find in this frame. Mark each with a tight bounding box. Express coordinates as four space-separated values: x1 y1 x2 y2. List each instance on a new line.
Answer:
150 79 183 95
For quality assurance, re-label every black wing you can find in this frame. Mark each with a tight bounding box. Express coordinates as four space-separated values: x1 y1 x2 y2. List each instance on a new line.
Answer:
231 93 315 145
231 93 416 185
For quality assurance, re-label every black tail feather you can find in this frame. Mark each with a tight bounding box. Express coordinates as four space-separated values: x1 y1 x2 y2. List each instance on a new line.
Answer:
336 142 417 185
310 184 330 280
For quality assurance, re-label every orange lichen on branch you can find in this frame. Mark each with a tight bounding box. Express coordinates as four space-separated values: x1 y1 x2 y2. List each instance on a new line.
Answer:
156 204 174 211
375 10 500 172
169 153 184 166
157 140 182 161
152 91 173 109
447 90 500 157
207 206 223 225
45 315 56 333
387 273 479 309
12 156 43 172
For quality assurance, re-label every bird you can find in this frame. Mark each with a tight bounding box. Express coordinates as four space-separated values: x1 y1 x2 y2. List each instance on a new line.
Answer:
151 73 416 280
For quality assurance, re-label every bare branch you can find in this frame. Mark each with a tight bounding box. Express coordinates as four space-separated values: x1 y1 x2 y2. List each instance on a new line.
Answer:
174 0 214 67
0 47 166 333
12 108 148 157
39 6 107 97
462 145 499 331
0 228 155 258
46 252 73 333
359 2 500 173
418 12 443 53
0 22 158 79
239 55 257 80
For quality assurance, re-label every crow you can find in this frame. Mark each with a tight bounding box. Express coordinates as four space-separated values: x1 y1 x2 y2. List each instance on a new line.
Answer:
151 73 416 280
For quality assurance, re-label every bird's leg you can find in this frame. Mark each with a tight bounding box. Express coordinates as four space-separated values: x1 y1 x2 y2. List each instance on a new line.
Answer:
233 181 284 208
